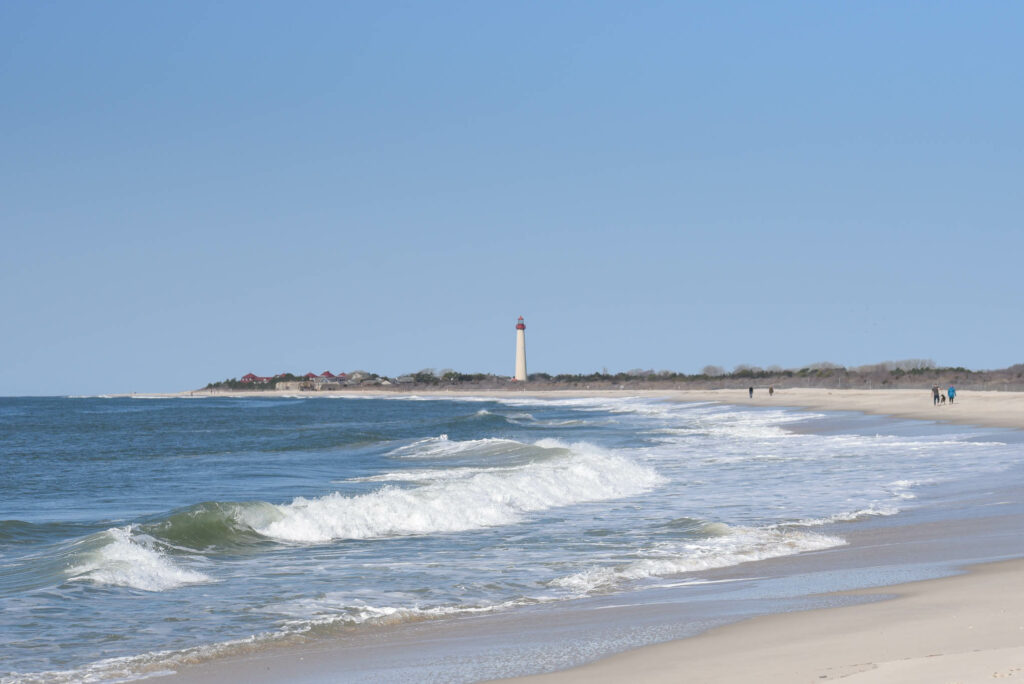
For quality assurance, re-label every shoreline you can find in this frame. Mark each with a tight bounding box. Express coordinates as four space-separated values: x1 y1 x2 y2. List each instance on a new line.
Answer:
168 463 1024 684
170 556 1024 684
154 387 1024 430
501 558 1024 683
493 395 1024 683
160 393 1024 684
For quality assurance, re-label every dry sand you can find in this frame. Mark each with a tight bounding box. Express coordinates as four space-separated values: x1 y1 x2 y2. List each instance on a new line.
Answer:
502 559 1024 684
668 387 1024 431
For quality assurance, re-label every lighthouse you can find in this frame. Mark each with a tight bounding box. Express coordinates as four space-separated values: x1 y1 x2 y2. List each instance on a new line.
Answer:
514 316 527 381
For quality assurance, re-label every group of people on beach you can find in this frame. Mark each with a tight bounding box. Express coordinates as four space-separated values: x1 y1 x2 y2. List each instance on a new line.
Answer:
747 385 957 406
933 385 956 405
748 385 774 398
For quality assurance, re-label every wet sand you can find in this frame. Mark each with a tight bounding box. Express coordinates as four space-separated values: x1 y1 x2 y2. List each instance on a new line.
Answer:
501 558 1024 683
169 558 1024 684
501 557 1024 683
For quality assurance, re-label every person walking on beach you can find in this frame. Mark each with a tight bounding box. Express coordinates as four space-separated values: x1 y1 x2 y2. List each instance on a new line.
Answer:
749 386 754 399
769 385 775 397
932 385 941 405
948 385 956 404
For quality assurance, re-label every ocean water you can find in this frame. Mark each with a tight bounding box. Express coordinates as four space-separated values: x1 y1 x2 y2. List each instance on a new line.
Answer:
0 395 1021 682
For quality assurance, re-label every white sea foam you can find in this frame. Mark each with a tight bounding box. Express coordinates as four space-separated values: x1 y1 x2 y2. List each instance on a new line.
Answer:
387 435 534 459
66 527 211 592
5 594 549 684
266 593 552 631
342 465 504 483
683 408 823 441
790 505 900 527
4 633 270 684
549 526 845 594
532 418 590 427
250 440 665 543
885 479 922 500
484 396 639 411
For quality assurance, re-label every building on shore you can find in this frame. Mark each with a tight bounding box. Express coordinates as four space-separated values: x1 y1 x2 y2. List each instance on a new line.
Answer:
514 316 527 381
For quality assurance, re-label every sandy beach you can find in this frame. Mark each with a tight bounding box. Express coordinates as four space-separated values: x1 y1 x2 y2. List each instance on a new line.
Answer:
669 387 1024 431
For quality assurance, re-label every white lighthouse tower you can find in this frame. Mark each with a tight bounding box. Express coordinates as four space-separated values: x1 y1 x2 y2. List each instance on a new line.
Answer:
514 316 527 381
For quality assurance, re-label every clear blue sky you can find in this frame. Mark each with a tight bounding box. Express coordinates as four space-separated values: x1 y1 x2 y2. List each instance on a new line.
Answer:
2 2 1022 395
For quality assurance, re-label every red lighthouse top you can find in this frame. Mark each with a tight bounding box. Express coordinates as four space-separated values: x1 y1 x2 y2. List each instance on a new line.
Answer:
516 316 525 330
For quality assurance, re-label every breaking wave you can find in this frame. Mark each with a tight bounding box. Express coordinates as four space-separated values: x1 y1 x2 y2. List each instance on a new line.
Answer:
386 434 529 459
65 527 211 592
253 439 664 543
50 439 665 557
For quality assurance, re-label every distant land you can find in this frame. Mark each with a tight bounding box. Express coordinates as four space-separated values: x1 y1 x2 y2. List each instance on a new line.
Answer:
202 360 1024 393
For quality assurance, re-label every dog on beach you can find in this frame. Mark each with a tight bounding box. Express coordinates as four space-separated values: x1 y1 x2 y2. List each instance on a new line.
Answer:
940 395 946 404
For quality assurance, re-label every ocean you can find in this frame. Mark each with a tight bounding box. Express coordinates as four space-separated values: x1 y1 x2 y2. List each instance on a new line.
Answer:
1 394 1021 682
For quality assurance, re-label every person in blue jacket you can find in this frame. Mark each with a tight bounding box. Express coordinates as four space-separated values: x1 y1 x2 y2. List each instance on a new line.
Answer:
948 386 956 404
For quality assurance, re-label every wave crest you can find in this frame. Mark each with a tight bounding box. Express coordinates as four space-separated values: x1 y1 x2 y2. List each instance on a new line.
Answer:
255 440 664 543
66 527 212 592
141 501 278 550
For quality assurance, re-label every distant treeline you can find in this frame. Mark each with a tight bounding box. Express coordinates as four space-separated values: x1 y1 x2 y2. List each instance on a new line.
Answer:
520 359 1024 390
203 360 1024 392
